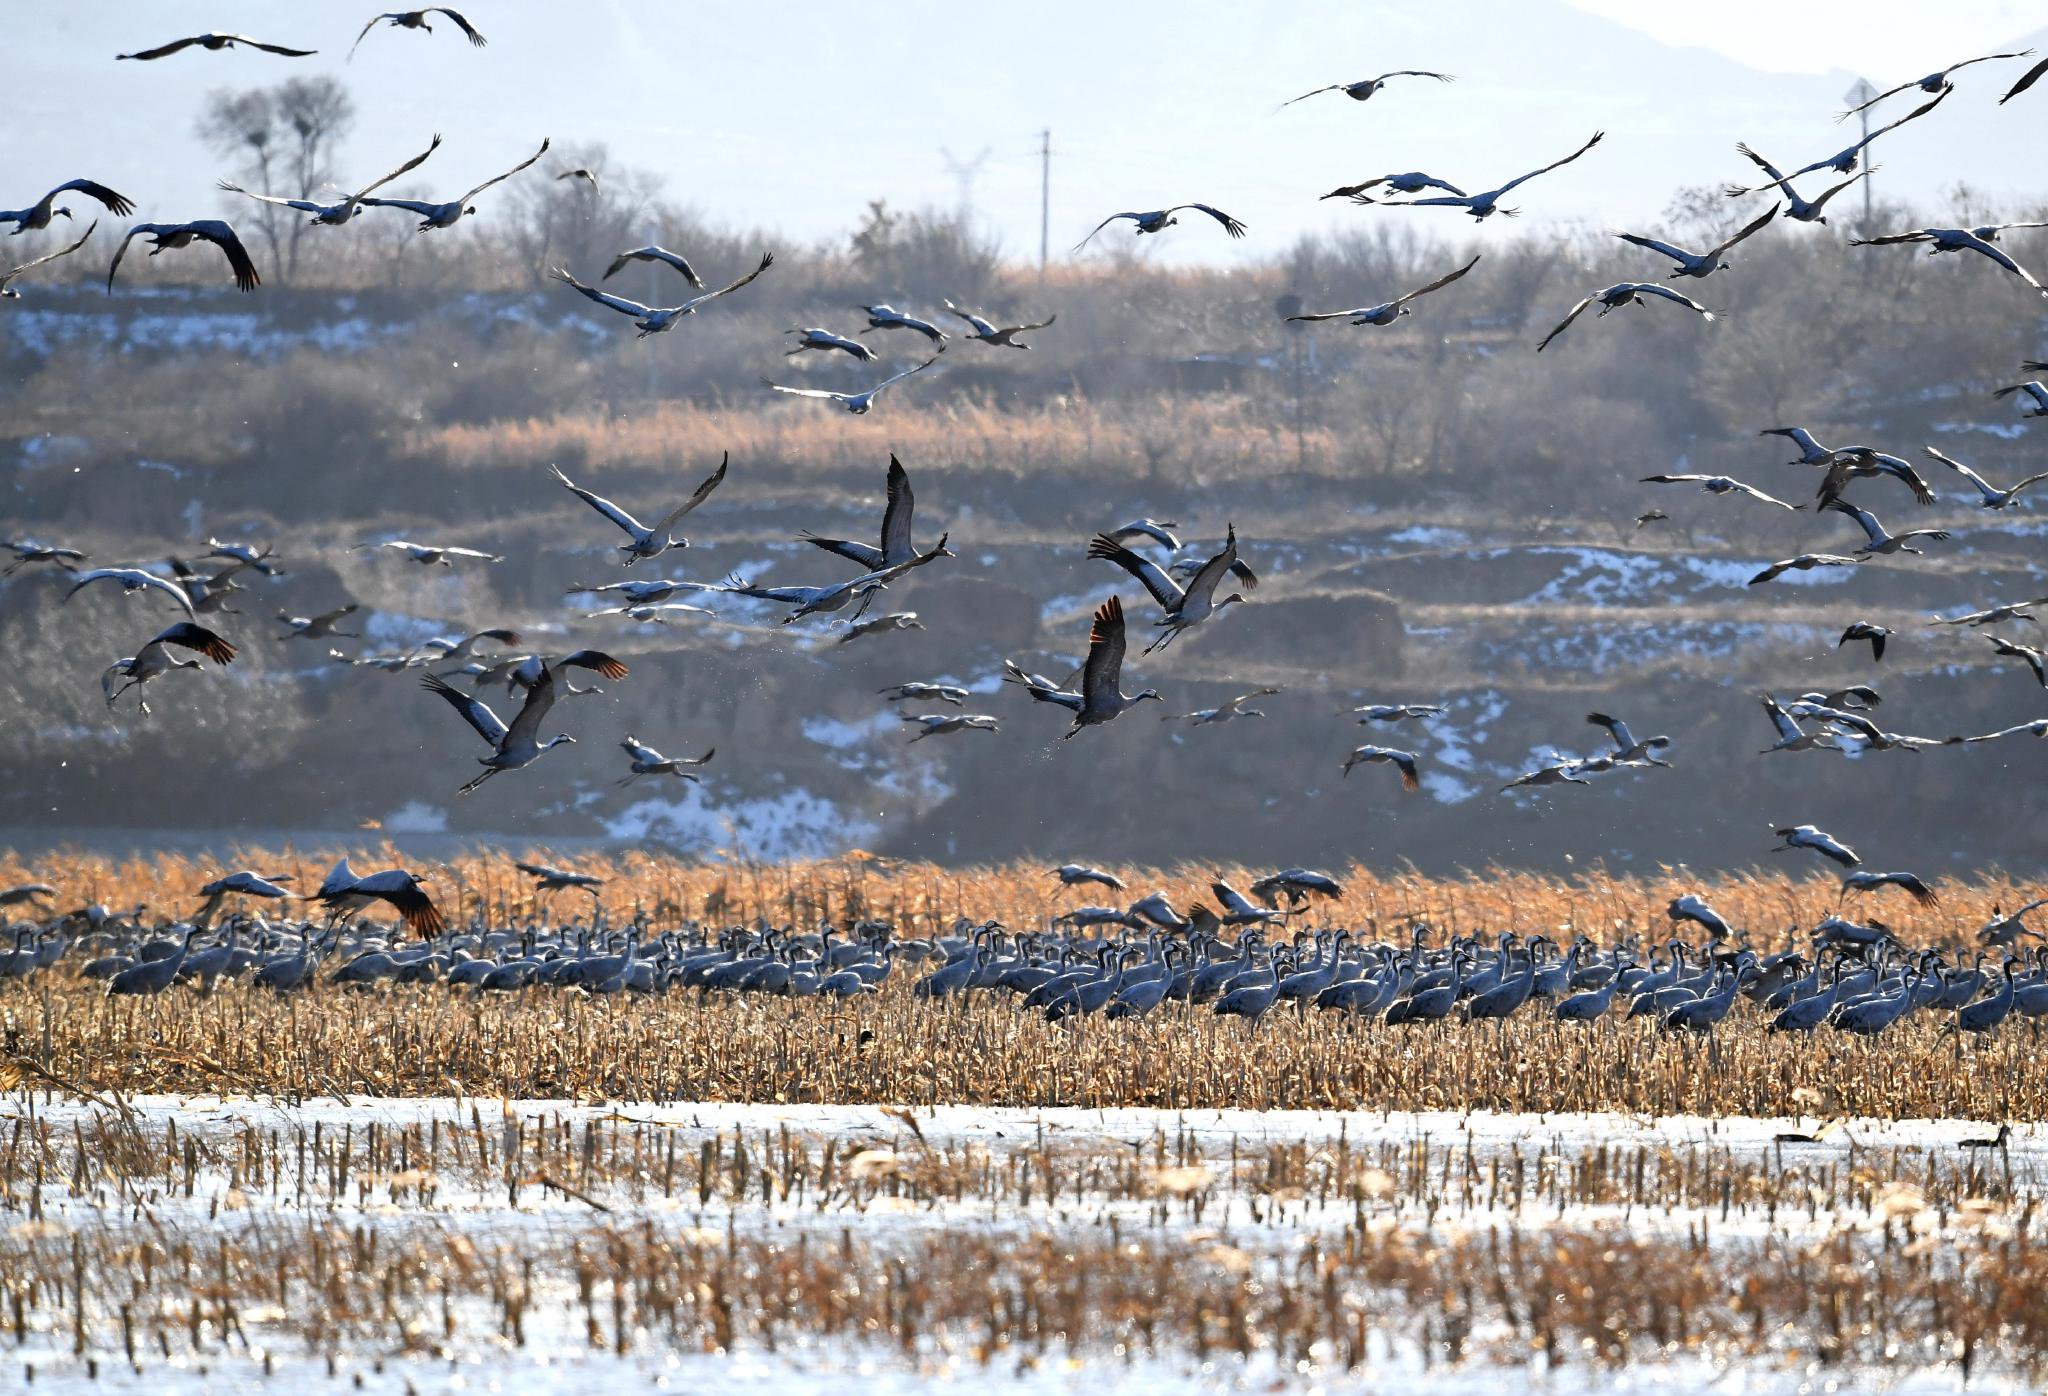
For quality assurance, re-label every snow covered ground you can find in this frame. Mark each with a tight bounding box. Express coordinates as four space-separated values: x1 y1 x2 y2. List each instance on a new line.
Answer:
4 1094 2037 1393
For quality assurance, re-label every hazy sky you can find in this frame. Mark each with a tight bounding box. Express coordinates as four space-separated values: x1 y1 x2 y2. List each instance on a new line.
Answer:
7 3 2045 267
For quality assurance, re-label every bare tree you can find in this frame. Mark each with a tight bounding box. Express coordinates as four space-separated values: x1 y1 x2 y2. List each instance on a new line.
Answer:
197 87 281 270
273 77 355 280
198 77 354 283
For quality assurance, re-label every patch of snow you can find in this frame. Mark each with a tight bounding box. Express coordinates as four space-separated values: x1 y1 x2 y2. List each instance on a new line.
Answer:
1386 524 1470 547
382 800 449 834
1421 770 1479 804
1934 419 2029 440
602 786 876 858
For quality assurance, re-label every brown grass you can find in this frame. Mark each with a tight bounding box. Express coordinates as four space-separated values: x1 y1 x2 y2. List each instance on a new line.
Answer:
418 394 1339 482
5 845 2036 948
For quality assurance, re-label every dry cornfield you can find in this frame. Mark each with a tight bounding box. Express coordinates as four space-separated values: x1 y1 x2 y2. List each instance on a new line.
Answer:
6 846 2036 951
1 848 2043 1118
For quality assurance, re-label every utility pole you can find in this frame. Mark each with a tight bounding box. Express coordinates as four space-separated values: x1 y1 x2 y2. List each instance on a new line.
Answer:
1844 78 1878 225
644 221 660 402
1038 129 1052 281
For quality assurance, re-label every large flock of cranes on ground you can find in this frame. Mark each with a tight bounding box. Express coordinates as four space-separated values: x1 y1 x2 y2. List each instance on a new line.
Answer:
3 15 2047 1024
2 860 2047 1042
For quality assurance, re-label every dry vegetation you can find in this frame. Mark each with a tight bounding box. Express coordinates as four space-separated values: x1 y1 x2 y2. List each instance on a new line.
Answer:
2 849 2042 1119
423 393 1339 485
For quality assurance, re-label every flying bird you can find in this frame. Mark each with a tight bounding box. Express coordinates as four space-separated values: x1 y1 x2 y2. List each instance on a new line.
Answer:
1667 894 1734 939
1992 382 2048 417
903 713 999 742
204 539 282 576
1059 596 1161 737
1377 131 1603 220
1839 870 1939 907
1074 203 1247 250
514 861 603 897
3 538 86 574
421 667 577 795
550 453 727 564
1839 621 1892 662
1758 693 1845 754
1958 718 2048 744
858 304 947 344
102 622 237 713
1821 498 1951 556
1929 598 2048 627
316 858 443 936
1285 254 1480 326
0 221 95 299
1343 745 1420 789
1748 553 1862 586
218 134 441 227
1354 703 1444 724
1537 282 1714 351
1639 473 1798 509
617 737 714 785
358 137 549 229
764 352 942 414
588 602 715 626
1924 446 2048 509
1759 426 1837 466
1322 171 1466 201
1986 635 2048 688
1616 204 1777 278
279 605 360 640
1050 866 1126 896
1724 149 1874 224
1842 49 2034 117
567 577 720 605
879 682 969 705
1586 711 1672 765
943 300 1056 348
353 540 500 566
107 221 259 293
1849 226 2048 296
350 8 486 57
2003 53 2048 104
118 33 315 61
1814 448 1938 507
1087 526 1252 652
1279 71 1453 108
1773 824 1861 868
1 180 132 234
1106 519 1181 551
1729 91 1947 192
784 327 874 361
556 168 599 192
65 566 196 620
1163 687 1280 726
551 253 772 336
720 538 950 623
802 455 927 570
837 612 924 644
602 245 702 289
1499 761 1594 794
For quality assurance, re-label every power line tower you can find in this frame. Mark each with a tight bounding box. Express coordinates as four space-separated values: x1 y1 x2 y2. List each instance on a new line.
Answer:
939 145 992 226
1844 78 1878 225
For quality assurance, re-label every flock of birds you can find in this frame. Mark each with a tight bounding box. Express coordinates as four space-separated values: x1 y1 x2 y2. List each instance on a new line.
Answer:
2 856 2046 1045
2 19 2047 993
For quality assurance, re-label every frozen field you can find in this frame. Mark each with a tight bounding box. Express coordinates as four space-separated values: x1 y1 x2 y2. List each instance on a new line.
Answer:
4 1092 2038 1393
